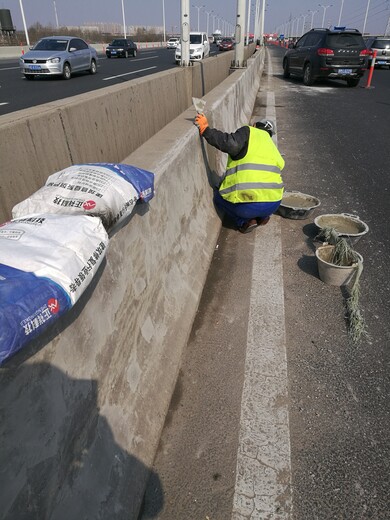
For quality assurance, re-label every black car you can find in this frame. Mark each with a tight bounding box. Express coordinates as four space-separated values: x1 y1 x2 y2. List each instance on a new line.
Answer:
106 38 137 58
283 28 370 87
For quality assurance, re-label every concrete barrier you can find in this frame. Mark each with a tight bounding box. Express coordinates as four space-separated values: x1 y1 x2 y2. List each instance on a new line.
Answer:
0 46 255 224
0 49 264 517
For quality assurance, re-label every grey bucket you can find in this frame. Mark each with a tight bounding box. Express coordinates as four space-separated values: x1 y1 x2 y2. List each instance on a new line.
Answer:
314 213 369 245
278 191 320 220
316 244 363 286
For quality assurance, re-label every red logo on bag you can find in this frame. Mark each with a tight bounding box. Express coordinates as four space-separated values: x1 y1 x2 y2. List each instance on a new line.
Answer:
48 298 60 314
83 200 96 211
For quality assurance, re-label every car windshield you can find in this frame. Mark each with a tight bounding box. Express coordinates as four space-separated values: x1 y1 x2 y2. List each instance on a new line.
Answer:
34 39 68 51
326 33 364 48
190 34 202 44
372 39 390 49
222 39 232 43
111 40 126 46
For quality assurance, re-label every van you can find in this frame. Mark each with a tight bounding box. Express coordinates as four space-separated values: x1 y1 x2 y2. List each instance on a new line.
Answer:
175 32 210 63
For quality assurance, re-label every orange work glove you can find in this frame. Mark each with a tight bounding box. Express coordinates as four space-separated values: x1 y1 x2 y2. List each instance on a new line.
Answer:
195 113 209 135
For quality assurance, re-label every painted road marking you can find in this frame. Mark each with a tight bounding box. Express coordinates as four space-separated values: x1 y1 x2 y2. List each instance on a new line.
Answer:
104 55 158 61
232 48 292 519
0 66 20 72
0 102 9 106
102 66 157 81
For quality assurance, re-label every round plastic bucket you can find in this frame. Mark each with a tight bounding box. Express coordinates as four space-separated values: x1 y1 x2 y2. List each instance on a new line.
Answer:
314 213 369 244
316 245 363 286
278 191 320 220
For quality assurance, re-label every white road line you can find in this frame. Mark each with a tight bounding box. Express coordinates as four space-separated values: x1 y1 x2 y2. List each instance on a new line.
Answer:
232 49 292 519
104 55 158 61
102 66 157 81
0 67 20 71
0 102 9 106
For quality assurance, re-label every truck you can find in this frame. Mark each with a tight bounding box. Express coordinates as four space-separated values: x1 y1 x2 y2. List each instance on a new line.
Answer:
212 30 222 44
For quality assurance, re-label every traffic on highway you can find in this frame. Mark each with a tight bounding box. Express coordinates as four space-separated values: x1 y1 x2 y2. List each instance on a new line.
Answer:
0 43 223 115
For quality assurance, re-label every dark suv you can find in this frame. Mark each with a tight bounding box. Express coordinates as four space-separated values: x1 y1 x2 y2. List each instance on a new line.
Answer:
106 38 137 58
283 28 369 87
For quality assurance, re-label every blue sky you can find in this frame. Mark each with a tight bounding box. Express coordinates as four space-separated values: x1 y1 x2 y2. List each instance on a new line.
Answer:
2 0 389 36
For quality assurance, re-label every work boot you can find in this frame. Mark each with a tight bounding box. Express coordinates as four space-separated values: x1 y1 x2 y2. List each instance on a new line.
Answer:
257 216 270 226
238 219 258 234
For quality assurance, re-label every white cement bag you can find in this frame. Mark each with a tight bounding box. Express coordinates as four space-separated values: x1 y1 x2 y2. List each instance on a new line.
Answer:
0 214 108 364
12 163 155 230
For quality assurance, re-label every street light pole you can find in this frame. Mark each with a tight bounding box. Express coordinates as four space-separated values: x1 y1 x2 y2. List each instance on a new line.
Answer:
205 10 213 37
18 0 30 46
233 0 246 67
192 5 205 32
362 0 371 35
337 0 344 26
246 0 251 45
121 0 126 38
162 0 166 42
318 4 332 28
181 0 190 66
53 1 59 29
308 9 318 29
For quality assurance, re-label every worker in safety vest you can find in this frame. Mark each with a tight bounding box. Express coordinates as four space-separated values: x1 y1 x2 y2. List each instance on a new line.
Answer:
194 114 285 233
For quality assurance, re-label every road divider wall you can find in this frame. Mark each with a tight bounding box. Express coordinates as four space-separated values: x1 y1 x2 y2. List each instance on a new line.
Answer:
0 48 264 517
0 45 254 224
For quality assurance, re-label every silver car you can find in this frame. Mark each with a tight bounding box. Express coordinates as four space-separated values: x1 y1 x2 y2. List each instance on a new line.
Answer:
365 37 390 69
19 36 98 80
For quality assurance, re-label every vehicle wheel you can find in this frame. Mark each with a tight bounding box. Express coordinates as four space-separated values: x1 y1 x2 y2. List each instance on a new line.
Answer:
89 59 97 75
133 49 137 57
62 63 71 80
283 59 290 78
124 50 128 58
346 77 360 87
24 74 34 80
303 63 314 86
107 54 111 58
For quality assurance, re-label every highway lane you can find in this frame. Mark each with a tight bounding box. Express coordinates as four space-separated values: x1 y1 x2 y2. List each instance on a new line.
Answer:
141 46 390 519
0 44 222 116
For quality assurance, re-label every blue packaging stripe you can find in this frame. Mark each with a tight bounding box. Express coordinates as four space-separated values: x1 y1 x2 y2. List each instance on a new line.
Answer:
86 163 155 203
0 264 71 365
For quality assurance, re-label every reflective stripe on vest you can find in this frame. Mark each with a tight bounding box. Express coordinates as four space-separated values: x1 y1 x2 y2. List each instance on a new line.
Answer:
219 126 285 204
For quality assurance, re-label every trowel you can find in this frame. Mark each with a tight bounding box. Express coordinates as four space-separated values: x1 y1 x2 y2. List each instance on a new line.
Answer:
192 97 206 114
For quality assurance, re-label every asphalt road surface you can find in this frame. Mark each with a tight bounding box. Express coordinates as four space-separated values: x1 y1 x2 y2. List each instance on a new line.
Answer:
0 44 222 116
141 45 390 519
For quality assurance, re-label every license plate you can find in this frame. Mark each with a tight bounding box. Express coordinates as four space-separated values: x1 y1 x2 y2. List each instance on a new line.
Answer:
339 68 352 75
111 51 117 54
29 64 41 70
376 60 386 64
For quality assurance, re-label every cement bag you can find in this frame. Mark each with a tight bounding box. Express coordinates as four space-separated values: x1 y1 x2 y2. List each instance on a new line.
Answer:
12 163 155 230
0 214 108 365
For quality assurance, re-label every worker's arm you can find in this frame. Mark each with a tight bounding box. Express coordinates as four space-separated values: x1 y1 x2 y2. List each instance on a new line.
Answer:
194 114 249 158
202 126 250 158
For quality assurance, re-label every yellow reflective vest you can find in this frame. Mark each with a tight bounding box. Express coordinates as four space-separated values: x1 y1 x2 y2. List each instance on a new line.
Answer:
219 126 285 203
